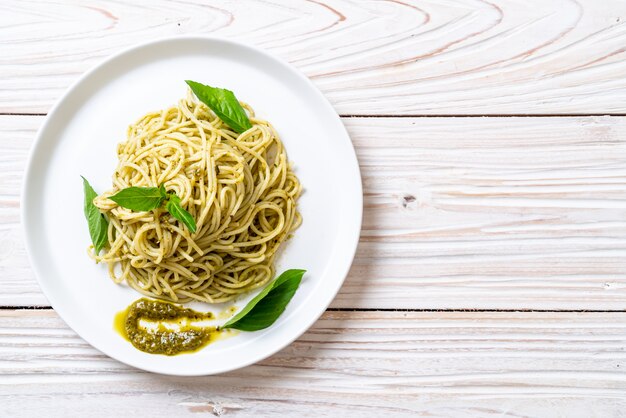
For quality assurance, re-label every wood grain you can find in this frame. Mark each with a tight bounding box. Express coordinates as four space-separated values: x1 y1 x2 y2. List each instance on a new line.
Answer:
5 1 626 415
1 309 625 417
3 115 626 309
3 0 626 115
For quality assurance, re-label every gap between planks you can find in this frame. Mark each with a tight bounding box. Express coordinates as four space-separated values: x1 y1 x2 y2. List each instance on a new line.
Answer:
5 113 626 118
0 306 625 313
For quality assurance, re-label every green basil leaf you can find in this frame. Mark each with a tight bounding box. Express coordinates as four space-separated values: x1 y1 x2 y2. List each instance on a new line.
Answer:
110 186 165 211
185 80 252 134
222 269 306 331
165 194 197 233
81 176 109 254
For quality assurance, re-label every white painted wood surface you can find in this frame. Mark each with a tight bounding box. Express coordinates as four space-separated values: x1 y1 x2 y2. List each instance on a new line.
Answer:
2 1 626 416
1 310 625 417
2 115 626 309
3 0 626 115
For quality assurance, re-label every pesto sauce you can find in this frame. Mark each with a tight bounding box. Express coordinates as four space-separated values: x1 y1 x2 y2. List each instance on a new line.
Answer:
114 298 221 356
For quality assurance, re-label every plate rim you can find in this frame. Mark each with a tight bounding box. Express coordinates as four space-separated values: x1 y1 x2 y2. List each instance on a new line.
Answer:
21 35 363 376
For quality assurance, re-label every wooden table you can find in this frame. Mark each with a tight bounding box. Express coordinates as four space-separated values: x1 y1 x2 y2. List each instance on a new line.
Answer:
2 1 626 416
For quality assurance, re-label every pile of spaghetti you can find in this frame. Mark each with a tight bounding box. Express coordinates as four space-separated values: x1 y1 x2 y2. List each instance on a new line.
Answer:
91 91 302 303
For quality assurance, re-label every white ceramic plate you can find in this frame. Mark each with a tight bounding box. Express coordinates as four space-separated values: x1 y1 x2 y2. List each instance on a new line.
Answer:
22 36 362 376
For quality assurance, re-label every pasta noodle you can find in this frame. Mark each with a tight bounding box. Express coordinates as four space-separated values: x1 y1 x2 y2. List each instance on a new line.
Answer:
91 90 302 303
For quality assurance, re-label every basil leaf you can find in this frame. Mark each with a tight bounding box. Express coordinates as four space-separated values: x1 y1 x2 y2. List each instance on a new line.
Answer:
81 176 109 254
165 194 197 233
185 80 252 134
110 186 165 211
222 269 306 331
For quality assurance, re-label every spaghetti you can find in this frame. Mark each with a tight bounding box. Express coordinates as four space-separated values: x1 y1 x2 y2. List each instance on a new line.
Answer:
91 90 302 303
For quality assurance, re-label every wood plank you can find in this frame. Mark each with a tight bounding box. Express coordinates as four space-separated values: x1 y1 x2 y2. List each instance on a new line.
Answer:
3 115 626 309
3 0 626 115
0 310 625 417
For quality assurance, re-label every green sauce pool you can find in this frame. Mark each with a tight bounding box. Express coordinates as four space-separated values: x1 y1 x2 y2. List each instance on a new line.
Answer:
114 298 223 356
